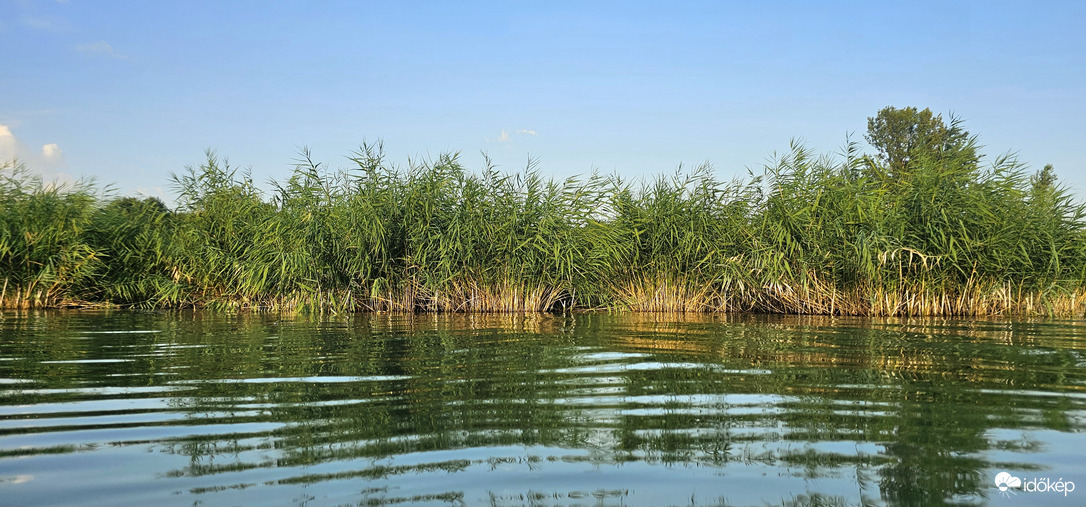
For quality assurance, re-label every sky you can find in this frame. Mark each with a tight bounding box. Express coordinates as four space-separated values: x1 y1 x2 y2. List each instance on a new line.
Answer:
2 0 1085 202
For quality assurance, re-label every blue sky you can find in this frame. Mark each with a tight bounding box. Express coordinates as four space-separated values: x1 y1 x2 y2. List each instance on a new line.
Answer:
2 0 1084 201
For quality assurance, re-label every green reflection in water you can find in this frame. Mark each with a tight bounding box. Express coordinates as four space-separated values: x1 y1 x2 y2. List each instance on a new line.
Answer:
0 311 1084 507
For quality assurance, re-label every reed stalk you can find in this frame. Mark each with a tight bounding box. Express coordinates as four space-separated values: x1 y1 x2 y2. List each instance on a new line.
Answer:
2 124 1084 316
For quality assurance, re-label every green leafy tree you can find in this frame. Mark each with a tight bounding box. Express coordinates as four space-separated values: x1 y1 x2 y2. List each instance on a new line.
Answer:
864 106 977 179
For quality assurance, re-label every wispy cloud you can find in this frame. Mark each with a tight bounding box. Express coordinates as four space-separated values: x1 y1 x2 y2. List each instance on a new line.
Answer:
136 186 168 201
20 15 61 31
13 0 70 32
75 41 127 59
486 128 538 143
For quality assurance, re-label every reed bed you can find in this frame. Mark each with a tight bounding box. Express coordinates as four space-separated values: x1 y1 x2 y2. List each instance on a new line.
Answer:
3 129 1084 316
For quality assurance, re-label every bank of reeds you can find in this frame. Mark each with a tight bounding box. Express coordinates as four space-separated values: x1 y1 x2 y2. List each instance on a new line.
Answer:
0 162 99 308
2 134 1085 316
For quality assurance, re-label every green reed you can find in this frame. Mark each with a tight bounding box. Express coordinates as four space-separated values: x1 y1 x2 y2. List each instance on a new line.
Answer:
0 160 99 308
2 125 1084 315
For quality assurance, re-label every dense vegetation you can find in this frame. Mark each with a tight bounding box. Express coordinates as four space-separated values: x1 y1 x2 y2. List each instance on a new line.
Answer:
2 108 1085 315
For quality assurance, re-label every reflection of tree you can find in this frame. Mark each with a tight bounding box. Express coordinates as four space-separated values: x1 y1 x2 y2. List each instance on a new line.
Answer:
875 390 988 506
587 314 1084 506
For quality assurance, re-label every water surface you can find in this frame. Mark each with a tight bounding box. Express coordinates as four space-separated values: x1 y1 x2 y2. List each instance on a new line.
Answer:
1 312 1084 506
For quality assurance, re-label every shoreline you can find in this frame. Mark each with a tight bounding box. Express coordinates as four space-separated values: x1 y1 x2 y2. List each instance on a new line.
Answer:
5 282 1084 317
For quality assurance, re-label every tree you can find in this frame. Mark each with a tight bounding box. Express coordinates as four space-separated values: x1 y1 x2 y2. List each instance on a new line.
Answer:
864 106 977 179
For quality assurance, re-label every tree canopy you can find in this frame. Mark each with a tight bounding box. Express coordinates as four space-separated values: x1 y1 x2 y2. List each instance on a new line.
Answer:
865 106 977 179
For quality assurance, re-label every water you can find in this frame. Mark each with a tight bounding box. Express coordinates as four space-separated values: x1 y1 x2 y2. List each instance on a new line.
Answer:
0 311 1084 507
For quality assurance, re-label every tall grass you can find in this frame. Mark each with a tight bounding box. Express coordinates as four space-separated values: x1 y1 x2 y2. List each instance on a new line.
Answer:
2 130 1084 316
0 160 98 308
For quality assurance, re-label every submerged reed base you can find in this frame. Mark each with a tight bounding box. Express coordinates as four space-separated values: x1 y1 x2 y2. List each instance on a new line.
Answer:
608 277 1086 317
9 276 1083 318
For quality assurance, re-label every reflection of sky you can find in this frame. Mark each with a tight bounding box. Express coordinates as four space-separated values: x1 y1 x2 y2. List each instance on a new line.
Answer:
0 474 34 484
1 314 1085 506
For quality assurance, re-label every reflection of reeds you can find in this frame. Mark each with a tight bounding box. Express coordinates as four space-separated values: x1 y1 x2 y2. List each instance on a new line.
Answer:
3 135 1086 316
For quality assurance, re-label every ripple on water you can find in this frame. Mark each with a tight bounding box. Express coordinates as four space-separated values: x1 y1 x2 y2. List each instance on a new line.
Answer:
40 359 133 364
1 313 1085 507
169 375 412 385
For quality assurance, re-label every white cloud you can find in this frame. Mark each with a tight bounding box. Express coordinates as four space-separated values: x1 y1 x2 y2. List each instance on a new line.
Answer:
75 41 127 59
0 125 19 159
515 129 538 136
0 124 71 183
42 143 61 159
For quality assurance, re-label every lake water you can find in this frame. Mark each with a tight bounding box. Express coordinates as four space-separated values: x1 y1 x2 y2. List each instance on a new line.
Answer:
0 311 1084 507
